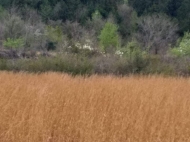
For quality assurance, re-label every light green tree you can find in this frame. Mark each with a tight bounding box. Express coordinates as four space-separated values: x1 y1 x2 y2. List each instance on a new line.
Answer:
99 22 119 53
3 37 24 59
3 38 24 50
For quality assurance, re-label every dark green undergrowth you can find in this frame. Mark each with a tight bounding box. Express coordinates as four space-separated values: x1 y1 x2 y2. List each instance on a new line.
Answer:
0 54 190 76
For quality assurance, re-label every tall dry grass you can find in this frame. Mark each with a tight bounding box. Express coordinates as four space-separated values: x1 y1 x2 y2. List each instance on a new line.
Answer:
0 72 190 142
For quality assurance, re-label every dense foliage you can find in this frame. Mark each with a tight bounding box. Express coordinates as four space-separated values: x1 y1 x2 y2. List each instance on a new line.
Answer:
0 0 190 76
0 0 189 32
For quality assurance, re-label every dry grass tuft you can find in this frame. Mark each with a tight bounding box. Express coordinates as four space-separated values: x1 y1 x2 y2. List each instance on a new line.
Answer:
0 72 190 142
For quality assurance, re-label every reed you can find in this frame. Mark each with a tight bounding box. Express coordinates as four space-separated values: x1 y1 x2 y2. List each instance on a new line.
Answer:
0 72 190 142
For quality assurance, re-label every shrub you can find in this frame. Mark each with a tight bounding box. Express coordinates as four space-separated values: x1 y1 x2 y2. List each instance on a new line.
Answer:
45 25 65 51
170 32 190 57
3 38 24 50
92 55 120 74
0 59 8 70
121 40 142 59
118 40 148 73
5 54 93 75
142 56 175 76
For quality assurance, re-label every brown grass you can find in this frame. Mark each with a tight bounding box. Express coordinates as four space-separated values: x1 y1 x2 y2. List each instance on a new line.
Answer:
0 72 190 142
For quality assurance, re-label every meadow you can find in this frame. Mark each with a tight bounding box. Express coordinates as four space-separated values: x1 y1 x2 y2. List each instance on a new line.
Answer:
0 72 190 142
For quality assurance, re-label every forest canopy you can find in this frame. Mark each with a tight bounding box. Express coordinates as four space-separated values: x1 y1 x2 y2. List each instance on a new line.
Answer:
0 0 189 33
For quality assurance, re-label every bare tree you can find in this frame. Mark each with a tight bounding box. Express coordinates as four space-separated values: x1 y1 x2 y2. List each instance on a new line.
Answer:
23 9 47 51
136 14 179 54
62 21 97 50
0 7 47 51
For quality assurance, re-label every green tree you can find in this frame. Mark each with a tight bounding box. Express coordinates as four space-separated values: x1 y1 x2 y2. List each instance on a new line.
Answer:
128 0 170 16
170 32 190 57
99 22 119 53
40 1 52 22
177 0 190 32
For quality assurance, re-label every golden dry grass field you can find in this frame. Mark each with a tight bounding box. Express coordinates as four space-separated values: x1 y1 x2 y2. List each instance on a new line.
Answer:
0 72 190 142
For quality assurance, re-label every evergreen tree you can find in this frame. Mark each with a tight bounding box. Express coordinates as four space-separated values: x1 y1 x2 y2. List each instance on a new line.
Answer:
177 0 190 32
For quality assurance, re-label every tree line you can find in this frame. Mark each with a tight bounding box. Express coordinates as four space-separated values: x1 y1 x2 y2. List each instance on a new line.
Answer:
0 0 189 33
0 0 190 54
0 0 190 76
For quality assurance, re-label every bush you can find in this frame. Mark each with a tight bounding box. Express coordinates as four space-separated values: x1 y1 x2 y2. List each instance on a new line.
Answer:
1 51 190 76
3 38 24 50
45 25 65 51
0 59 8 70
142 56 175 76
121 40 143 59
92 55 120 74
170 32 190 57
4 54 93 75
118 40 148 73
